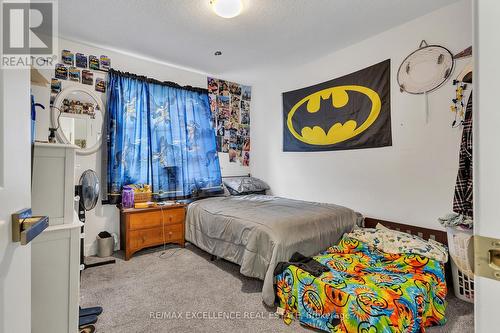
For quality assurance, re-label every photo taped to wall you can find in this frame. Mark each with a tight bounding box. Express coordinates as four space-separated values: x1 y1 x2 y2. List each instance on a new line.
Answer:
208 78 219 94
207 77 251 164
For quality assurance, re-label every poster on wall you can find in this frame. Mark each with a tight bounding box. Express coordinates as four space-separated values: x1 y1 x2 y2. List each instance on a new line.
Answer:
283 59 392 152
208 77 251 165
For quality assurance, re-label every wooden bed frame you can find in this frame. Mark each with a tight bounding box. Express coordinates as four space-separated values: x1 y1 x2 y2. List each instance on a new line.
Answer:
364 217 448 246
364 217 452 286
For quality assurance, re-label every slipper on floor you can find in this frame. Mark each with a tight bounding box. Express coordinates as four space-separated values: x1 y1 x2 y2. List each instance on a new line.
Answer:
79 325 95 333
79 314 98 327
80 306 103 317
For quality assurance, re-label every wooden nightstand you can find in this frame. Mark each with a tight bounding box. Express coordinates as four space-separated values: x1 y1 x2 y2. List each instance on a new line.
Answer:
119 204 186 260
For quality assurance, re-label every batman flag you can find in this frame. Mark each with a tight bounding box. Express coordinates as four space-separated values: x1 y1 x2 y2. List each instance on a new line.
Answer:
283 59 391 152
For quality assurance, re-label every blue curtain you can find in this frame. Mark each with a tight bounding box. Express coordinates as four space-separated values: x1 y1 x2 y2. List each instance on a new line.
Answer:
107 72 151 202
149 84 221 199
106 70 222 203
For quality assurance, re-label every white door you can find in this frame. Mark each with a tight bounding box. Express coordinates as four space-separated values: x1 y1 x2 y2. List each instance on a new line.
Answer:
474 1 500 332
0 65 32 333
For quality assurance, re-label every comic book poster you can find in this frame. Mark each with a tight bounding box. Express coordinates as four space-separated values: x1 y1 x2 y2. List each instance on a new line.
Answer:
208 77 251 166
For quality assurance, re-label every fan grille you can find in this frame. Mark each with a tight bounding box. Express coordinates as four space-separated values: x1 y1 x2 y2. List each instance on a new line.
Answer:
80 169 100 210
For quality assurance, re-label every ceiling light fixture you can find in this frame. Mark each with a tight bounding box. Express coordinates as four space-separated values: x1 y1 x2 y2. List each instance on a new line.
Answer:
210 0 243 19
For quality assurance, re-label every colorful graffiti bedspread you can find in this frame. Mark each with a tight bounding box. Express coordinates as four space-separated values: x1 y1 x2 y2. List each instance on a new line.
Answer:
275 236 447 333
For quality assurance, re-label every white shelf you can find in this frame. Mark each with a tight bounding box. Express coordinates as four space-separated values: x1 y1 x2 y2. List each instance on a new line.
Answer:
59 112 96 120
34 142 79 149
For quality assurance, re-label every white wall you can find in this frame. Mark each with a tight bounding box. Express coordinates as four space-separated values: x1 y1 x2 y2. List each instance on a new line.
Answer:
249 0 472 230
32 38 249 255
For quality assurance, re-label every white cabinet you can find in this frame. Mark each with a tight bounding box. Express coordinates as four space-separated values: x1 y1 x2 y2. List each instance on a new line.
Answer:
31 143 81 333
32 143 77 226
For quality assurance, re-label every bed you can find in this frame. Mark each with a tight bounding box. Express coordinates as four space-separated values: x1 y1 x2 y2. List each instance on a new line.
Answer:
275 222 449 333
185 193 362 306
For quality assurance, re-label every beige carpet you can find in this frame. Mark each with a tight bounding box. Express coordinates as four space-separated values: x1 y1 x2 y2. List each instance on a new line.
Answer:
81 244 474 333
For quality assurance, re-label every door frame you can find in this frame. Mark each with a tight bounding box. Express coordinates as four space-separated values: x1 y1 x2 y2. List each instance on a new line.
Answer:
473 1 500 332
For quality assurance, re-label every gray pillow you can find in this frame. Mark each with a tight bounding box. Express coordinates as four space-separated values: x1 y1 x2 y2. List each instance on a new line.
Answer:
223 177 270 195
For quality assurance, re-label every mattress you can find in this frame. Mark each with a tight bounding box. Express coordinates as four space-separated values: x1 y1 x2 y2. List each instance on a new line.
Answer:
185 194 361 306
275 235 447 333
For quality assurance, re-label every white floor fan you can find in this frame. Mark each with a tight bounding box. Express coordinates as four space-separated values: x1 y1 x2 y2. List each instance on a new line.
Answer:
75 170 115 330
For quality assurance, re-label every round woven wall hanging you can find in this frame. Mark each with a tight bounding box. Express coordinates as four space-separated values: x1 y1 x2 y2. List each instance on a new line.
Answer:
397 40 454 95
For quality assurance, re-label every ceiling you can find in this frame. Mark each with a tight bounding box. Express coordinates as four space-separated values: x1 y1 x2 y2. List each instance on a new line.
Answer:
59 0 460 75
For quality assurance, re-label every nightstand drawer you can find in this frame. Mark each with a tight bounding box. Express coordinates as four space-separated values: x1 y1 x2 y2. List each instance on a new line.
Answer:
165 207 185 224
129 207 185 230
129 223 184 250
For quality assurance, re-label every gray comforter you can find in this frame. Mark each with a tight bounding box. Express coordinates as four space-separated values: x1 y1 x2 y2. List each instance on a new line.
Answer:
185 194 361 306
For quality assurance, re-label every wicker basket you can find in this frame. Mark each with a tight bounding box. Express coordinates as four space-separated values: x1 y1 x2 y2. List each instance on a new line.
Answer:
126 184 153 203
133 191 152 203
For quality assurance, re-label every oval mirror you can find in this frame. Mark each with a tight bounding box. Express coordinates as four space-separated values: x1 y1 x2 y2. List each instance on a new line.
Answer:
51 86 105 155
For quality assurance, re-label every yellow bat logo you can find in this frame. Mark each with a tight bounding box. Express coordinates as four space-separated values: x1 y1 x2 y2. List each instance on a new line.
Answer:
286 85 382 145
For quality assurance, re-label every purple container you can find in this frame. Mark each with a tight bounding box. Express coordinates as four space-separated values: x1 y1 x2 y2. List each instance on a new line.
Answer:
122 186 134 208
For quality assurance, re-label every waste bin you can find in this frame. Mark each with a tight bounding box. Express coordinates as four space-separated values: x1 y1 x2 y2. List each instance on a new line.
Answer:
96 231 114 258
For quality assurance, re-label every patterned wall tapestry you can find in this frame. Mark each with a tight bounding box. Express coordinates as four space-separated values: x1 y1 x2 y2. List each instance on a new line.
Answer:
208 77 251 166
283 60 392 152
